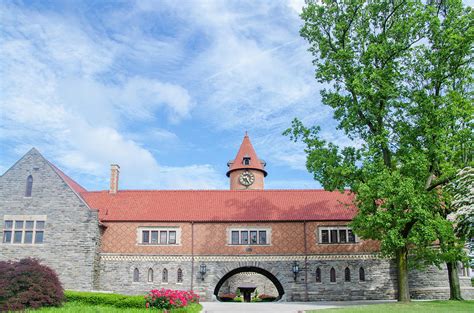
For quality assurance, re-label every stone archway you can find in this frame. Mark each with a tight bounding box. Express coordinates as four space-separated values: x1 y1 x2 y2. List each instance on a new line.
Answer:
213 266 285 301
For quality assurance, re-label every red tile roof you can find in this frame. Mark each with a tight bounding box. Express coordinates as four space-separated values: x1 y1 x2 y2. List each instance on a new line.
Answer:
227 134 267 177
80 190 356 222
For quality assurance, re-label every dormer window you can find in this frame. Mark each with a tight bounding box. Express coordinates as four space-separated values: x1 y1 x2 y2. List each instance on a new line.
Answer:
25 175 33 197
243 156 251 165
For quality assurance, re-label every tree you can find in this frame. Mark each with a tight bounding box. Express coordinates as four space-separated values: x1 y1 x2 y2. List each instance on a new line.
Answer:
286 0 473 302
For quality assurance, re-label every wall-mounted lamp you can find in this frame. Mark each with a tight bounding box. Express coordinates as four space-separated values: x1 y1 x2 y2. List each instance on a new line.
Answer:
292 261 300 281
199 264 207 281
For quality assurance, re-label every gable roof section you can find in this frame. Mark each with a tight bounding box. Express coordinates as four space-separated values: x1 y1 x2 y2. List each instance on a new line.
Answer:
48 161 87 194
81 189 356 222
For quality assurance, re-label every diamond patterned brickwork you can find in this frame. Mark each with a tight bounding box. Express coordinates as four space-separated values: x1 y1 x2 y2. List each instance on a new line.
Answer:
101 222 192 255
306 221 380 254
102 221 378 256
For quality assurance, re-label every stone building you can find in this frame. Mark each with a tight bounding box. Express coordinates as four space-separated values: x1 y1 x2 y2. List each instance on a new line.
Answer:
1 135 473 301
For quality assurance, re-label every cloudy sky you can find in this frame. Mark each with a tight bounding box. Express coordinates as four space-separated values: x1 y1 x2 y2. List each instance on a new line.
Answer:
1 0 472 191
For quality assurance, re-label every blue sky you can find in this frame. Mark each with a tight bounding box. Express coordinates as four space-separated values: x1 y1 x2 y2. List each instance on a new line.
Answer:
1 0 472 191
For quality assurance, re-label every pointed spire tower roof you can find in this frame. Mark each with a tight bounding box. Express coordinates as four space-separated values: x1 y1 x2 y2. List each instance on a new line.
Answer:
226 133 267 177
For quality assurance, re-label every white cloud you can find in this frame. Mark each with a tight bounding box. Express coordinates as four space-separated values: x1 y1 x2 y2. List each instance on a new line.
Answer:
0 2 210 190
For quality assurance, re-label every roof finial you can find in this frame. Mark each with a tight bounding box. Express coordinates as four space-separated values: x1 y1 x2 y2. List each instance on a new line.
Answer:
245 130 248 137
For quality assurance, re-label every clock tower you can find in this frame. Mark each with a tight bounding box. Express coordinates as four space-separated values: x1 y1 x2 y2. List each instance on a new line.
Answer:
226 133 267 190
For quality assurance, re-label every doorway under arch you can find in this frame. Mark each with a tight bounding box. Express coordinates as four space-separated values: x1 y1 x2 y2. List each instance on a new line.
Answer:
213 266 285 301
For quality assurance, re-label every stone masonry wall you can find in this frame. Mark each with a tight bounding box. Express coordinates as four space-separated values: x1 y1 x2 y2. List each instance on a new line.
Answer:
0 149 100 290
98 254 473 301
220 272 278 297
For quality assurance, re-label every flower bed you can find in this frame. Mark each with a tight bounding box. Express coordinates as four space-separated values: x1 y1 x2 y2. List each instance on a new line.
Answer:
145 289 199 310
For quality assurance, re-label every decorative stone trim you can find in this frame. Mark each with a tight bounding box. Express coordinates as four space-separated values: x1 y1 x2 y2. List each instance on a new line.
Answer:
100 253 381 262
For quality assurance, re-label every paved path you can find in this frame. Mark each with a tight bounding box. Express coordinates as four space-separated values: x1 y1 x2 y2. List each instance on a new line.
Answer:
201 300 394 313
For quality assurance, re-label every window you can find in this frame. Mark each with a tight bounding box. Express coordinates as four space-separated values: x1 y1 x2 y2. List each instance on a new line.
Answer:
148 268 153 282
359 267 365 282
315 267 321 283
3 218 45 245
139 227 180 245
330 267 336 283
345 267 351 282
177 268 183 283
231 231 239 244
133 268 139 282
229 229 270 245
243 157 251 165
162 268 168 283
319 227 357 244
25 175 33 197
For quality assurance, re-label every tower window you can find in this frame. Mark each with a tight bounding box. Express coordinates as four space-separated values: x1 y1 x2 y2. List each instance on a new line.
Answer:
243 157 251 165
25 175 33 197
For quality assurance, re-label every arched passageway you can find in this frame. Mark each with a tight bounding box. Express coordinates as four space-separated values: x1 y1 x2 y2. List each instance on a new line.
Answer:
213 266 285 301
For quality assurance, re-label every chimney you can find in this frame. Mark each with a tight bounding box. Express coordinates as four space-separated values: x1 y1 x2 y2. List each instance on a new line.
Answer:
109 164 120 194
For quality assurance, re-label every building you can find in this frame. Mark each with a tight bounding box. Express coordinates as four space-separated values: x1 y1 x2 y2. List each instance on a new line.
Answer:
1 135 473 301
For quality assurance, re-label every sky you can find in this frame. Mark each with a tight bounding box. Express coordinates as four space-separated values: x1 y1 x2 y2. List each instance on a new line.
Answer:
1 0 472 191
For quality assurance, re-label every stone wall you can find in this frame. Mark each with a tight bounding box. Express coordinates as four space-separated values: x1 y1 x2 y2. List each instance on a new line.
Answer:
0 149 100 291
219 272 278 297
98 254 473 301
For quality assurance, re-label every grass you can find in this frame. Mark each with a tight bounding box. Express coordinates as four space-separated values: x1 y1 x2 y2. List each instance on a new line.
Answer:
33 302 202 312
307 300 474 313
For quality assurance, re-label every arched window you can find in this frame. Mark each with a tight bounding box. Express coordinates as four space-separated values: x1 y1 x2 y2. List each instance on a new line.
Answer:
330 267 336 283
359 267 365 281
177 268 183 283
25 175 33 197
344 267 351 282
315 267 321 283
148 268 154 282
162 268 168 283
133 268 139 282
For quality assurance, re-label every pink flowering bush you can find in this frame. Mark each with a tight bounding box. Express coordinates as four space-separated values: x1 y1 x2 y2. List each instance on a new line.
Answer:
144 289 199 310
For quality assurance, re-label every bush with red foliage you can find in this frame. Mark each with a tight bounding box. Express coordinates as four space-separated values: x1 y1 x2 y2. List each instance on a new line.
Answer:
258 294 277 302
218 293 236 302
0 258 64 311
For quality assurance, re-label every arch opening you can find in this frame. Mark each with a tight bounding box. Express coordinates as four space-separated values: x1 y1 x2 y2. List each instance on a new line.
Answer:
213 266 284 302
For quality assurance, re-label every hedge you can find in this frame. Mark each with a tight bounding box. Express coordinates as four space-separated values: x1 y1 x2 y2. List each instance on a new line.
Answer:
64 291 145 308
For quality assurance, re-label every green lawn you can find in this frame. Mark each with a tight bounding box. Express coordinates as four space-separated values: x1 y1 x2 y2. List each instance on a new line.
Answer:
33 302 202 313
307 301 474 313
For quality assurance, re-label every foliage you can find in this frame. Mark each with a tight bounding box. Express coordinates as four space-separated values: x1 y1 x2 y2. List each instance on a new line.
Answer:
144 289 199 310
64 291 145 308
35 301 203 312
233 296 243 302
0 258 64 311
218 293 236 302
290 0 473 302
258 294 277 302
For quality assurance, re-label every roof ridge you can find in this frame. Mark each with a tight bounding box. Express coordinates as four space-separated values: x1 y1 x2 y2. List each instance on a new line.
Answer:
81 189 348 194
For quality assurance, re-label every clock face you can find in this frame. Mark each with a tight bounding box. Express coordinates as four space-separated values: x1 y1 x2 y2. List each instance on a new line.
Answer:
239 171 255 186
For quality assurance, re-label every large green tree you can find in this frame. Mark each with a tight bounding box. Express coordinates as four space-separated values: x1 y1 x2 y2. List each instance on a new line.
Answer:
286 0 473 302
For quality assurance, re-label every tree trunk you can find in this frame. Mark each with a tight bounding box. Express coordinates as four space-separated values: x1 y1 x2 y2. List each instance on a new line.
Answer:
396 247 410 302
447 261 463 300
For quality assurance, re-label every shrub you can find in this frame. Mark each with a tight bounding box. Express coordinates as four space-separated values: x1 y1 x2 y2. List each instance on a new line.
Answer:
64 291 145 308
145 289 199 310
0 258 64 311
233 296 243 302
218 293 236 302
258 294 277 302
